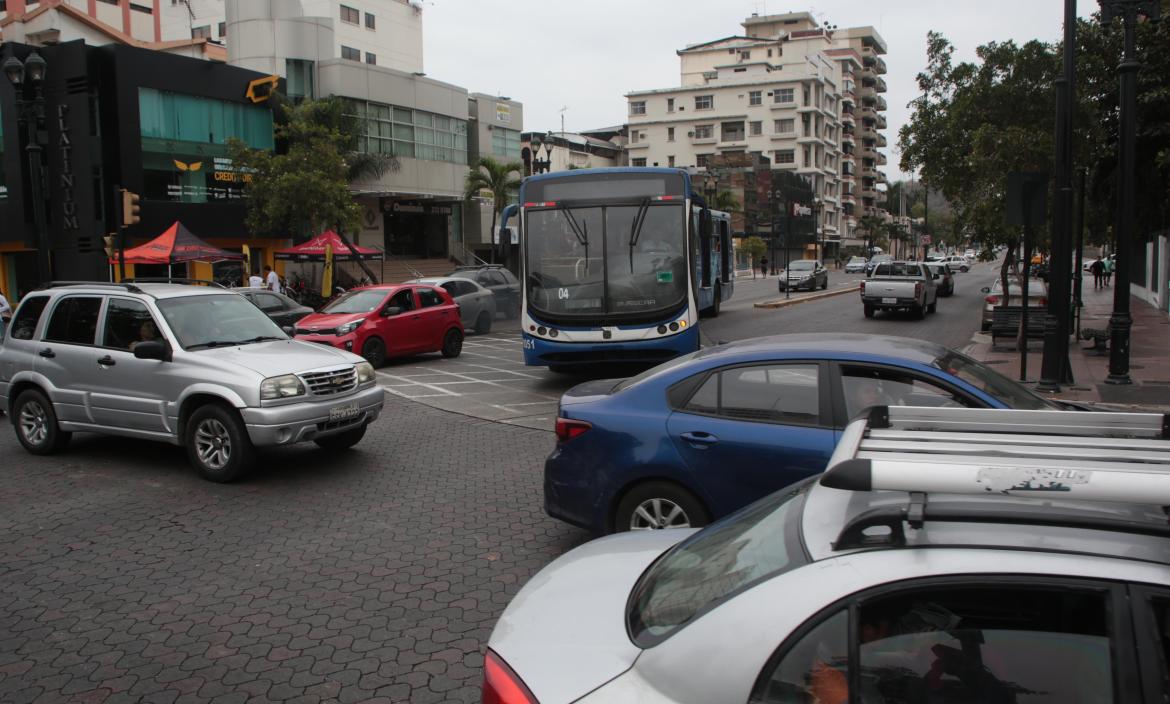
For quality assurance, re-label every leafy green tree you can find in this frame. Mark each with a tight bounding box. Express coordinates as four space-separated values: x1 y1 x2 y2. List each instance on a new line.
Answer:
857 215 888 255
711 190 742 213
464 156 523 262
742 235 767 278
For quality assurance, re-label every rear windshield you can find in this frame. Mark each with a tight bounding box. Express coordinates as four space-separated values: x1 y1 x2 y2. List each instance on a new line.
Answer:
613 349 703 393
627 480 811 647
875 263 921 277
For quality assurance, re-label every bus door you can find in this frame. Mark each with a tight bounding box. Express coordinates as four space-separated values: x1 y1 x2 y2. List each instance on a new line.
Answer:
699 208 713 288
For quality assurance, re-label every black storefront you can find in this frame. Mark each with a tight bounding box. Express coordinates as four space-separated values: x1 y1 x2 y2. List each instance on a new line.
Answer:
0 40 279 297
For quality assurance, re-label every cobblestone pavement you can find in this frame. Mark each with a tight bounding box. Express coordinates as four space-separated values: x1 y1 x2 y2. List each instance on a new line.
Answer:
0 394 588 703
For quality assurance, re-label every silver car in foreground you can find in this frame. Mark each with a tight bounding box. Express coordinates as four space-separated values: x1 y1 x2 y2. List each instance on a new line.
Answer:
0 282 384 482
407 276 497 334
484 405 1170 704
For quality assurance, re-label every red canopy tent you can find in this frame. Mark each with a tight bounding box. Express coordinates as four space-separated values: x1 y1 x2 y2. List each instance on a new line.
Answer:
110 221 245 264
274 230 383 262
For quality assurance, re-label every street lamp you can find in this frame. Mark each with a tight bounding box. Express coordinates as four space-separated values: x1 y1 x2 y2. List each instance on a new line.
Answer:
1098 0 1159 385
4 51 51 284
812 195 823 264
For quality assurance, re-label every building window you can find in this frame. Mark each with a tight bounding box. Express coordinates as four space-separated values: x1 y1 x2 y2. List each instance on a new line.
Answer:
629 131 641 144
668 156 675 167
739 51 751 60
365 52 377 65
695 95 713 111
365 12 376 29
492 127 522 159
775 150 795 164
217 22 226 38
630 101 646 116
340 4 360 24
191 25 211 39
721 121 745 142
341 46 361 62
667 98 675 112
774 118 794 134
631 158 647 167
344 99 469 165
667 127 675 142
749 121 762 136
696 153 711 168
749 91 762 106
693 124 713 140
286 59 315 101
129 2 152 12
774 88 794 104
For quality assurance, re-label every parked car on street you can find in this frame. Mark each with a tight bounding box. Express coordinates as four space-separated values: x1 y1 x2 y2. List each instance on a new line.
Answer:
447 264 522 319
980 277 1048 331
237 289 314 328
943 254 971 272
406 276 497 334
843 256 867 273
924 261 955 297
860 261 938 318
777 259 828 291
0 282 384 482
294 284 464 367
543 333 1062 535
490 406 1170 704
864 253 893 275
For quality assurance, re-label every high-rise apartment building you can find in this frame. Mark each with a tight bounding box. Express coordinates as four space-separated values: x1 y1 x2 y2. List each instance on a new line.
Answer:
626 11 888 251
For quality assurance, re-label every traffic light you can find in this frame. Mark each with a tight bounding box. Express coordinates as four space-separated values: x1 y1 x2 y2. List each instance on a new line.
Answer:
121 189 141 227
103 234 116 258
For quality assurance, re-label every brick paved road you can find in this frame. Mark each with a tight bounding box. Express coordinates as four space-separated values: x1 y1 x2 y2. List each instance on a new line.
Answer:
0 394 587 703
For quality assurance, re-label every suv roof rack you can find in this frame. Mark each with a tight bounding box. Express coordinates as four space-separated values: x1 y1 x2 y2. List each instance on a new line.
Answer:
37 281 144 294
122 278 226 288
822 405 1170 550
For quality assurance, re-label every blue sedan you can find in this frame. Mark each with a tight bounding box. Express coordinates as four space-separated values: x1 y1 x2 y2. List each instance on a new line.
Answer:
545 333 1063 534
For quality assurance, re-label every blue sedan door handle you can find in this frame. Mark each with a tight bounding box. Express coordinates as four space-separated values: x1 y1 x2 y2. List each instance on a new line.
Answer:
680 431 719 448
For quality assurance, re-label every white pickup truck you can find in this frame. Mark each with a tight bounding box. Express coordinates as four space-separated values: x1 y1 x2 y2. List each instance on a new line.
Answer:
860 261 938 320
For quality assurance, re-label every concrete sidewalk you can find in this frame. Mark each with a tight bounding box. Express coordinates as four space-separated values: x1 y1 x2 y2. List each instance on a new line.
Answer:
964 274 1170 411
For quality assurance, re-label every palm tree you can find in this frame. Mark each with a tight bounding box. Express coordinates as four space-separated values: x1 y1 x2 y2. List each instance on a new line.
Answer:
465 156 523 262
710 190 742 213
858 215 887 256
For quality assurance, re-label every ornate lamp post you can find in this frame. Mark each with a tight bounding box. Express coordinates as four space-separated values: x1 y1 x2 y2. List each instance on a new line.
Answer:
3 51 51 284
1098 0 1159 385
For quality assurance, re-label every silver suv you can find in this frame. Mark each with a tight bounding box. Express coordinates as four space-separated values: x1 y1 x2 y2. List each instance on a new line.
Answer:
0 282 384 481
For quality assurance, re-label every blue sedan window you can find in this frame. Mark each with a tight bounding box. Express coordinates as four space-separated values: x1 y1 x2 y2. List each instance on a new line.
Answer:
627 480 811 647
683 364 820 425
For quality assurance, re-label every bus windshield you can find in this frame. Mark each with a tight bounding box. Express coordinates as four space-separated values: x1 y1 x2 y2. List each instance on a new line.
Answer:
525 203 687 320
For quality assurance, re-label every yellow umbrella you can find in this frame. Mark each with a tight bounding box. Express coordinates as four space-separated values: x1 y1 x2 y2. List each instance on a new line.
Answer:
322 243 334 297
241 244 252 286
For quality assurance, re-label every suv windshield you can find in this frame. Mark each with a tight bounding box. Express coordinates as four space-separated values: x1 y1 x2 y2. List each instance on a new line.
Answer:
525 203 687 321
934 350 1059 410
322 290 388 314
156 294 287 350
627 480 811 647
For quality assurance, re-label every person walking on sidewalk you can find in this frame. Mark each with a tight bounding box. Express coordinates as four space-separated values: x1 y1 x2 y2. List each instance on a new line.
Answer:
1090 258 1104 289
1103 257 1114 287
759 256 769 279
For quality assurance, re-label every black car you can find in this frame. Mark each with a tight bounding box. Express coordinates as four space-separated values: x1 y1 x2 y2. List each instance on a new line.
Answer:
238 289 314 328
448 265 522 319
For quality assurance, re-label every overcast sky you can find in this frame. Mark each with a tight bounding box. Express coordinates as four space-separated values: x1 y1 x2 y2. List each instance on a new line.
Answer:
422 1 1099 181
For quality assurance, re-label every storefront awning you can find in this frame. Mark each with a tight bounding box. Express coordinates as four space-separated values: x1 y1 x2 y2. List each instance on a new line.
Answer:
275 231 384 262
112 221 245 265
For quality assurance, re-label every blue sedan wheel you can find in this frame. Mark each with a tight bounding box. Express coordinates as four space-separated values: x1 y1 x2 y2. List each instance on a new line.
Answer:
614 482 709 532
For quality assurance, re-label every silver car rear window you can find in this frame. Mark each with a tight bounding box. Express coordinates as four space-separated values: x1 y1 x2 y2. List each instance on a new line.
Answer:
627 480 812 647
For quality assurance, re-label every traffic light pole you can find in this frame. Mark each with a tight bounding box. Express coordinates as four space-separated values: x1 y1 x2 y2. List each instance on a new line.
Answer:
114 184 127 281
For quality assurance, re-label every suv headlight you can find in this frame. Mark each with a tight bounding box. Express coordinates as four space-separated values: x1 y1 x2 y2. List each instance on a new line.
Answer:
260 374 306 400
336 320 362 335
355 361 375 384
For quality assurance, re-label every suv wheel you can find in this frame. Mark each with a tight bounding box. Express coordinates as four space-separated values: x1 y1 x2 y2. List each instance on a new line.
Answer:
614 481 709 533
315 425 367 450
13 389 71 455
186 404 255 482
441 329 463 358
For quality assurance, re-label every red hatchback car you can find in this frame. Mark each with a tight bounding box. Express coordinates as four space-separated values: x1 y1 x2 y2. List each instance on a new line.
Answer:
294 284 464 366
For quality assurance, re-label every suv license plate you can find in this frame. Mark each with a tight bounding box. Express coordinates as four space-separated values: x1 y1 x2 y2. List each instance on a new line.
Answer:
882 297 898 304
329 403 359 421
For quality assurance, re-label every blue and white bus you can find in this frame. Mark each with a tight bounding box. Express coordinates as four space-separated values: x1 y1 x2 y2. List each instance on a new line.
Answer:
503 167 734 370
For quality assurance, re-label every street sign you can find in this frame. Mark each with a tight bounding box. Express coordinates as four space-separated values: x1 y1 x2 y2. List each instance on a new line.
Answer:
1006 172 1048 227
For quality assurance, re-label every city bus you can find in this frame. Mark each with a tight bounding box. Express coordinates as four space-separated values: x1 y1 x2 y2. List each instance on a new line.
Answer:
502 167 734 370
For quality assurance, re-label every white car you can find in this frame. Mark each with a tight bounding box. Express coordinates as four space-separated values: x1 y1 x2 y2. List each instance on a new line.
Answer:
483 406 1170 704
942 255 970 272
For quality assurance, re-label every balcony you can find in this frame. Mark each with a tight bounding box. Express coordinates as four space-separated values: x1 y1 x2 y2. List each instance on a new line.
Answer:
877 153 888 166
877 134 887 148
876 114 887 130
627 141 649 150
876 96 888 112
876 77 888 93
874 56 887 74
771 100 798 111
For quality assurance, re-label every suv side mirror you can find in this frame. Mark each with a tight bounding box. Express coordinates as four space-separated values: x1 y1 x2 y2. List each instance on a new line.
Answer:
133 340 170 361
382 306 403 317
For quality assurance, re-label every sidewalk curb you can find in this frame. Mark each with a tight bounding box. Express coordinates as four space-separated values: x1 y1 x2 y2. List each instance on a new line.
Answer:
754 285 861 309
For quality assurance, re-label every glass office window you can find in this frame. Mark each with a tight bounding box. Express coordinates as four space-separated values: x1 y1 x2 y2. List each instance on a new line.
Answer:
342 99 469 165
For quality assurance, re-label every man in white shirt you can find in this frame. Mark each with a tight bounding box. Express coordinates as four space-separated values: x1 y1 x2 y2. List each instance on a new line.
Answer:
264 265 281 294
248 274 264 288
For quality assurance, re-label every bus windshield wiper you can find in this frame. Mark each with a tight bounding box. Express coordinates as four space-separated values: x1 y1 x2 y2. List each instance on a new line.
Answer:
628 198 651 272
559 206 590 273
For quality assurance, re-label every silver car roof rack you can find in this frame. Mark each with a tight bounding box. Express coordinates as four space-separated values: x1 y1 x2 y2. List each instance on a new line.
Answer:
38 281 144 294
821 406 1170 550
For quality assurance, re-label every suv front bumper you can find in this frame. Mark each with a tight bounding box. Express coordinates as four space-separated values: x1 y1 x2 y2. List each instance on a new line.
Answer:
240 384 385 446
